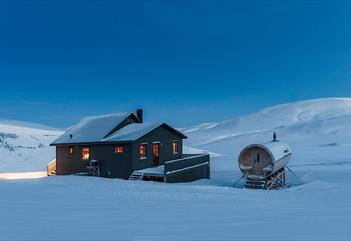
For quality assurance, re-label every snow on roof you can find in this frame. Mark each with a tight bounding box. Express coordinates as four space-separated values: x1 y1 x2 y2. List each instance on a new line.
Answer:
52 113 131 145
259 141 291 161
240 141 291 162
101 122 164 142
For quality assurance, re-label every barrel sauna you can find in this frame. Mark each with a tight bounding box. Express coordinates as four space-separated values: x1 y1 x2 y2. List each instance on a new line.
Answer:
238 141 291 189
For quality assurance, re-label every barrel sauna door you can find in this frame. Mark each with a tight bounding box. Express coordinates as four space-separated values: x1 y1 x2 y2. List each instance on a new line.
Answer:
152 143 160 167
252 152 261 175
252 150 271 176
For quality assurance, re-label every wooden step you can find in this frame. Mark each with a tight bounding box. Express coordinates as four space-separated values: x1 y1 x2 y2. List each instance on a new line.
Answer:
129 171 144 181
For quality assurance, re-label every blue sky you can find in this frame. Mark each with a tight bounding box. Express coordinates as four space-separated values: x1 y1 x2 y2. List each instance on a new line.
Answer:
1 0 351 128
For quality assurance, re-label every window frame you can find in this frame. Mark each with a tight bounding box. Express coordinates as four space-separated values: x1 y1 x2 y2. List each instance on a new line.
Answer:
114 146 124 154
152 142 160 157
139 143 148 160
82 147 90 160
172 140 179 155
69 146 74 155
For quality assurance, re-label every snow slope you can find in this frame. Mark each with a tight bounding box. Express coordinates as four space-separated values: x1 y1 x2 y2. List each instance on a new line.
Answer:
0 119 62 172
0 98 351 240
184 98 351 170
2 98 350 172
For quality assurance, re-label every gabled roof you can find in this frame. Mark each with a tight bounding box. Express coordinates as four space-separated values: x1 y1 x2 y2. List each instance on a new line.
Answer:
101 122 187 143
51 113 187 146
51 113 133 145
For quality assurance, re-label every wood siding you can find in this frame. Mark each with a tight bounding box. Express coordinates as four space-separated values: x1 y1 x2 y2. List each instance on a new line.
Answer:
131 125 183 171
239 146 273 176
164 154 210 183
56 146 90 175
90 144 133 179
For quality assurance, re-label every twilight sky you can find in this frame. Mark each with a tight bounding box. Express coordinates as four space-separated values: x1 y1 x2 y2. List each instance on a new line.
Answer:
1 0 351 128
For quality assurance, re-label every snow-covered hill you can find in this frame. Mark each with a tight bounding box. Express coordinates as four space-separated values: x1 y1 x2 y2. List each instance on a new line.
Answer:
1 98 351 241
0 119 62 172
1 98 351 173
184 98 351 170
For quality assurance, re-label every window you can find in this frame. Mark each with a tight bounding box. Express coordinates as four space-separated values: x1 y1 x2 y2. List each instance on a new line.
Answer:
172 141 178 155
139 144 147 159
69 147 74 155
114 146 124 154
82 147 90 160
256 153 260 163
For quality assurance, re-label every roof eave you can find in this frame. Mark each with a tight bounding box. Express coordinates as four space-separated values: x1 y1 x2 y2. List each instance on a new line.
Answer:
161 123 188 139
50 140 134 146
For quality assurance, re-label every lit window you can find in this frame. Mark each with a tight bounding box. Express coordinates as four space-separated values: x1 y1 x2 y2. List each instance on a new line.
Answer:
114 146 124 153
82 147 90 160
139 144 147 159
69 147 74 155
172 141 178 155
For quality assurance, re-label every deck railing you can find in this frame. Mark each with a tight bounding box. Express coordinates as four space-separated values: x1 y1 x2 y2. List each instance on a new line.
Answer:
47 159 56 176
164 154 210 183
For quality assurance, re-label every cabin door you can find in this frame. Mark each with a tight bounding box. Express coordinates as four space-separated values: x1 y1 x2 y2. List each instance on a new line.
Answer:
152 143 160 167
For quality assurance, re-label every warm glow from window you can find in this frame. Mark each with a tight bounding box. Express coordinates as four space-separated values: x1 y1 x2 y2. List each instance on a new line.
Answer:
69 147 74 155
0 171 47 180
114 146 124 153
139 144 147 159
82 147 90 160
172 141 178 155
153 143 160 157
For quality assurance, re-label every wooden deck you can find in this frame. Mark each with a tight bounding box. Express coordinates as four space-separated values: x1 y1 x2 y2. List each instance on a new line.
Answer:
130 154 210 183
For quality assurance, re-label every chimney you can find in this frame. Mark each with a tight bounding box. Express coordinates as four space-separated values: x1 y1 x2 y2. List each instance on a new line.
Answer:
273 132 277 142
136 109 143 123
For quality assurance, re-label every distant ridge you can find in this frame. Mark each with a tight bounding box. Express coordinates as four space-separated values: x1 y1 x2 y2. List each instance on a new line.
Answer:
0 118 62 131
184 97 351 170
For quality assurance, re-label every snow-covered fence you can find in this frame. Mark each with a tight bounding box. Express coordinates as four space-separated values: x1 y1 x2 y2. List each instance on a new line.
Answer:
164 154 210 183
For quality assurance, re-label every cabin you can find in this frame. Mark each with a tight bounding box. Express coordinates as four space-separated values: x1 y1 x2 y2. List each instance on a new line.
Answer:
49 109 210 183
238 139 292 189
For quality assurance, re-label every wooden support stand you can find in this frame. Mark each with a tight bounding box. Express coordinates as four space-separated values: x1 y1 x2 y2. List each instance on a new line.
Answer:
244 168 286 190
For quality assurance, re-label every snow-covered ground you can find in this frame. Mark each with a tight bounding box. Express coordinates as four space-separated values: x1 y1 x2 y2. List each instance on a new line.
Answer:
0 98 351 240
0 165 350 240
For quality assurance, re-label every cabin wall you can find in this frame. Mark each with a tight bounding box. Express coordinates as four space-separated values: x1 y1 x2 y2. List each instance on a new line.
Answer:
56 146 89 175
91 144 133 179
56 144 133 179
132 126 183 171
